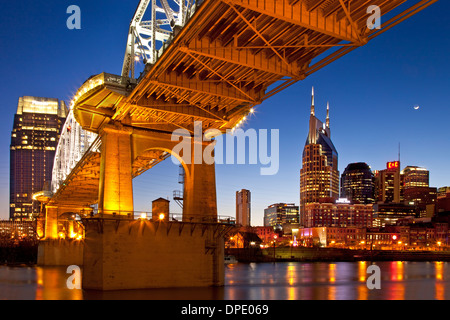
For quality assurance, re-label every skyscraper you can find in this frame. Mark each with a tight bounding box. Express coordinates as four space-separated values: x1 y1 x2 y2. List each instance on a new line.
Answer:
374 161 401 203
402 166 429 190
340 162 375 204
10 96 67 221
236 189 251 227
401 166 434 217
300 88 339 226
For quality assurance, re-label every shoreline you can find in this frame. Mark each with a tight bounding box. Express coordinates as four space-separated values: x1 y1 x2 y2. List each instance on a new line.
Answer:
226 247 450 263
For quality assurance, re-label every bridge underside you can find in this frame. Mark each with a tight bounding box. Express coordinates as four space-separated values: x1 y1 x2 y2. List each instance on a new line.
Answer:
109 0 436 134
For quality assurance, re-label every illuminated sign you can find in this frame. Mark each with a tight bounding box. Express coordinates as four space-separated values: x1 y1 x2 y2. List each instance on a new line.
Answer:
387 161 400 170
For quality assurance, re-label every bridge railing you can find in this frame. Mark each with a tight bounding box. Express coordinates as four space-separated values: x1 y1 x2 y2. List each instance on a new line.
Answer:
80 209 236 225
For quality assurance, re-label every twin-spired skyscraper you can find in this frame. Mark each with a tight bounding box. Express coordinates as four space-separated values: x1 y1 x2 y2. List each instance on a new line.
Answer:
300 88 339 226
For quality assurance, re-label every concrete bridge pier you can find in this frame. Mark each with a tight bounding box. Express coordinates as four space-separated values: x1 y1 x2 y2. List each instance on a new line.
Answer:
97 125 134 217
82 219 225 290
80 125 224 290
182 139 218 223
37 205 88 266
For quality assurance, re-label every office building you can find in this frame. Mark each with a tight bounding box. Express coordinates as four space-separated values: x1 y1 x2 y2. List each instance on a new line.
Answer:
437 187 450 213
374 161 402 203
300 88 339 226
302 201 373 228
340 162 375 204
236 189 251 227
403 187 437 218
372 202 416 227
438 187 450 198
402 166 429 190
264 203 299 229
10 96 67 221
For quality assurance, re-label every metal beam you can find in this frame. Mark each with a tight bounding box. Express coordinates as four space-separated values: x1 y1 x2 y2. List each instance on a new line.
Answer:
222 0 362 43
135 97 228 121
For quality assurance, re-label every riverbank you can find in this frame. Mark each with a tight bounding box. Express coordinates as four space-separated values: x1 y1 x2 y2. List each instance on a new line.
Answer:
226 247 450 263
0 241 38 265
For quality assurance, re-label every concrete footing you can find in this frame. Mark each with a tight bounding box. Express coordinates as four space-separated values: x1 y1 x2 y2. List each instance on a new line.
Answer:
81 219 225 290
37 239 84 266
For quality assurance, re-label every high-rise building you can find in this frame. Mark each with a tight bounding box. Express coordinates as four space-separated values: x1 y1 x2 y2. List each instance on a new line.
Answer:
300 88 339 226
374 161 402 203
236 189 251 227
403 187 437 218
437 187 450 213
264 203 299 229
402 166 429 190
10 96 67 221
438 187 450 198
340 162 375 204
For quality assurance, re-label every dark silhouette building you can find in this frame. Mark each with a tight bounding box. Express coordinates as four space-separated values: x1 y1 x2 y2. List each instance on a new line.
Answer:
340 162 375 204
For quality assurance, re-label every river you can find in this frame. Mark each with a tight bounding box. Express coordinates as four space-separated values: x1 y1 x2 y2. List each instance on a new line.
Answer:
0 261 449 300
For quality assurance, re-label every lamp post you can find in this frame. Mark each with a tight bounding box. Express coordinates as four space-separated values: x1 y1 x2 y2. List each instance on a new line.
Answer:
273 235 277 261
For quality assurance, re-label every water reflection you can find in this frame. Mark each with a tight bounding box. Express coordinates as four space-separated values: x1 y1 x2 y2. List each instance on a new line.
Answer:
1 261 450 300
0 266 83 300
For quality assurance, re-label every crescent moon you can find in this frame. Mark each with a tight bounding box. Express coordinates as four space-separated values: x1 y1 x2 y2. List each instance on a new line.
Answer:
414 105 420 110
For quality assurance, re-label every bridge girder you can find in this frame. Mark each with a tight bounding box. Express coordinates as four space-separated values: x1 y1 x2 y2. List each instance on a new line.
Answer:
114 0 436 133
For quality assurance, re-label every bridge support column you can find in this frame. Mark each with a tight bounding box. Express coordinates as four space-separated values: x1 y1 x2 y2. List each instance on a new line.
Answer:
98 125 134 217
37 205 86 266
43 205 59 240
182 140 217 223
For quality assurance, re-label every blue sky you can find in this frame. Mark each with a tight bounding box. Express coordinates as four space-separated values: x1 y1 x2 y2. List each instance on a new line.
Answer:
0 1 449 225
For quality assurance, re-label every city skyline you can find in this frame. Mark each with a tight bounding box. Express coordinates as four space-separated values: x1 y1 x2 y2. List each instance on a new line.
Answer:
0 1 449 228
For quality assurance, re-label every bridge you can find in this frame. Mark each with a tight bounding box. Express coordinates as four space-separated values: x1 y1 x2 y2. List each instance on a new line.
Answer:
34 0 436 290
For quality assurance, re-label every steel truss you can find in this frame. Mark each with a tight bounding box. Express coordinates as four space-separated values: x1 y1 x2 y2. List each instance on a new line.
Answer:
122 0 199 78
51 109 98 194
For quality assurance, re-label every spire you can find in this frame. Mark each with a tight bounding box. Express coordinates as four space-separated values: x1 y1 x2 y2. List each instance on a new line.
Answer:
326 101 330 128
311 86 315 116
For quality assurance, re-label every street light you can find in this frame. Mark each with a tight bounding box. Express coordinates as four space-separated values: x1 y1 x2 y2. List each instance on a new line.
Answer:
273 235 277 261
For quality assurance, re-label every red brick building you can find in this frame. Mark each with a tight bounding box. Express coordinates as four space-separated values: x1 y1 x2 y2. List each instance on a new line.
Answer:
302 202 373 228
